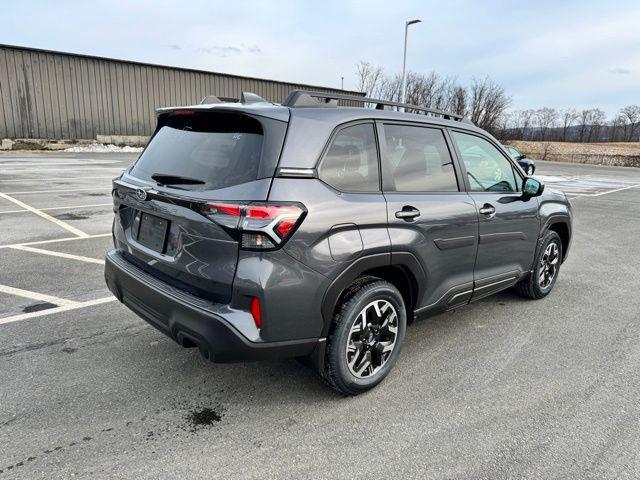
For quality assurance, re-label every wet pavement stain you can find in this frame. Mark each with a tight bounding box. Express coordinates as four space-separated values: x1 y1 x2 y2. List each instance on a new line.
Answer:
22 302 57 313
185 406 223 433
55 213 89 220
1 399 226 474
61 347 77 354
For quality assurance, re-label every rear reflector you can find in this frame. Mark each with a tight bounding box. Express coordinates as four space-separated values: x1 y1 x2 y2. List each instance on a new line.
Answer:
204 202 305 250
275 218 297 239
250 297 262 328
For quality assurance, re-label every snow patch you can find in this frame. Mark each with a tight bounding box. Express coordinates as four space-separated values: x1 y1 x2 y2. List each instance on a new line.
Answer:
64 143 143 153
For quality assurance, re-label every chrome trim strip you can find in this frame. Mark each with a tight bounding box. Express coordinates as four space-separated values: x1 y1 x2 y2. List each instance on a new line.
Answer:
276 167 316 178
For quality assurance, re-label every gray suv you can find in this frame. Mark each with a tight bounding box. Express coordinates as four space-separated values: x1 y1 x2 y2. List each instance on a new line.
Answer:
105 90 572 395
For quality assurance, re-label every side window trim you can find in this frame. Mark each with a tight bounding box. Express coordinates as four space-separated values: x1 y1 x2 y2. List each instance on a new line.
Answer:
316 120 382 194
377 121 462 194
447 128 524 193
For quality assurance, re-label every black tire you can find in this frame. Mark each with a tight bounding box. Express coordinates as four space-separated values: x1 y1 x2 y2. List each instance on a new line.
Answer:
323 277 406 396
516 230 562 299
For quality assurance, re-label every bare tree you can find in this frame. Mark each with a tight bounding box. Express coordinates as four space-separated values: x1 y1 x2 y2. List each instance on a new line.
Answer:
450 85 468 116
355 62 511 133
534 108 559 141
608 115 626 142
540 142 554 160
560 108 579 141
577 109 594 142
587 109 607 142
619 105 640 141
355 61 385 99
356 60 640 144
468 77 512 133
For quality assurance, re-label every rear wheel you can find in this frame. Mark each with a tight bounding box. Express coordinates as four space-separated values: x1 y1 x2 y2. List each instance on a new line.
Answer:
323 278 406 395
516 230 562 299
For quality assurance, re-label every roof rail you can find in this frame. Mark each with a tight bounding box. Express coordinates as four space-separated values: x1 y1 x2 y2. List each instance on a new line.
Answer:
282 89 466 122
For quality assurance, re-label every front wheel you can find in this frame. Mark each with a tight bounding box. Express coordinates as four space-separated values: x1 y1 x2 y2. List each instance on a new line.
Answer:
323 278 406 395
516 230 562 299
527 165 535 176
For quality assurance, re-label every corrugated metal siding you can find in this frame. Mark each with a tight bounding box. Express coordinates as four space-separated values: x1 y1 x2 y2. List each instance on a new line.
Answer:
0 44 364 140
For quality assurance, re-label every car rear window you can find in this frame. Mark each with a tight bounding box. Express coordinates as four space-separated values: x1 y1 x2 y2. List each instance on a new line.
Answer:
130 111 275 190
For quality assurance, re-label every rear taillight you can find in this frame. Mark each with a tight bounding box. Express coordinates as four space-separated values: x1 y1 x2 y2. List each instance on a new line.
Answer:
204 202 305 250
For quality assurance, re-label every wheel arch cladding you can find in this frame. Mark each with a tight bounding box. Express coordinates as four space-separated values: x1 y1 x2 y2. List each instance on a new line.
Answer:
358 265 417 318
320 253 424 336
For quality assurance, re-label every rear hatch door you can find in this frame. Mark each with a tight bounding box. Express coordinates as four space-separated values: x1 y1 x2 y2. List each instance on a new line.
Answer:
112 108 287 303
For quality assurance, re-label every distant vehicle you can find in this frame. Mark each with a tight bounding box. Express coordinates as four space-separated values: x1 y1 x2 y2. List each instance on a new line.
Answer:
504 145 536 176
105 90 572 395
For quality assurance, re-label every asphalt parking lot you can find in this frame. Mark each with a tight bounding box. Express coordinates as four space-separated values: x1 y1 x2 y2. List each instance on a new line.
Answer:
1 153 639 479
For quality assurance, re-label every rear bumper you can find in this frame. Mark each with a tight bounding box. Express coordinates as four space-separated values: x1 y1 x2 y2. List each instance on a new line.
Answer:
104 250 319 362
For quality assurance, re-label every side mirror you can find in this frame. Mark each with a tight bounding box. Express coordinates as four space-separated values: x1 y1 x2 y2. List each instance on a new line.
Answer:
517 154 526 160
523 177 544 197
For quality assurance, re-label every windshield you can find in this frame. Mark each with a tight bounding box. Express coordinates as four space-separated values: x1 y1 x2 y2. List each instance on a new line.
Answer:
130 112 265 191
507 147 521 160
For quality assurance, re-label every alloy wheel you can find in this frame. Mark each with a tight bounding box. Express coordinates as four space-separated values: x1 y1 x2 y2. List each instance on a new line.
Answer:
538 242 559 289
345 300 398 378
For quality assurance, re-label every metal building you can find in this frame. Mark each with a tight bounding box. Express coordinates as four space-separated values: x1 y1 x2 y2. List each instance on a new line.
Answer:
0 44 363 140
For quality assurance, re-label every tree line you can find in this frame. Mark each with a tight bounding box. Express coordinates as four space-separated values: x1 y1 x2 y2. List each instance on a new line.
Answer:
355 61 639 142
500 106 640 142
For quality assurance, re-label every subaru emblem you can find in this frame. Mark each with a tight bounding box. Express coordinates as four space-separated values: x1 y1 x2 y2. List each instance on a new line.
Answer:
135 188 148 201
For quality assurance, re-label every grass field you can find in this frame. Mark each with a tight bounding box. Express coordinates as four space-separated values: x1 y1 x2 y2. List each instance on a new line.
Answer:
505 141 640 167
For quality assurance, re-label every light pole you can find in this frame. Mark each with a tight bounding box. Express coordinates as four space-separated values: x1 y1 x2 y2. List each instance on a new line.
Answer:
400 18 421 108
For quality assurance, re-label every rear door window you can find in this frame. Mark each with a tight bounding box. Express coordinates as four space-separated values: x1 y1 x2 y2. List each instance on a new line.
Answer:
381 124 459 192
319 123 380 193
130 112 276 190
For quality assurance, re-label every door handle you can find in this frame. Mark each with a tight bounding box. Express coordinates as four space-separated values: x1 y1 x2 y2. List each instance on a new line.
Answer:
395 207 421 220
479 204 496 216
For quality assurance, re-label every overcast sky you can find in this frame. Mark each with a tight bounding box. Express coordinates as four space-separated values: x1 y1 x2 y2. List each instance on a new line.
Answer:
1 0 638 115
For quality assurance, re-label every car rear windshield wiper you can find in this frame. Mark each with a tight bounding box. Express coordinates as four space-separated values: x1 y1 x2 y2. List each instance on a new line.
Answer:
151 173 205 185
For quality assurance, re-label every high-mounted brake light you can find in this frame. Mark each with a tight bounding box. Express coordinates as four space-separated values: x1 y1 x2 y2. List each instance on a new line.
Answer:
204 202 305 250
172 109 197 116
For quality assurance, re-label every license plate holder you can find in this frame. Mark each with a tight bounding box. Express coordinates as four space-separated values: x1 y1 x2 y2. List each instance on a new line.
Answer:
137 213 169 253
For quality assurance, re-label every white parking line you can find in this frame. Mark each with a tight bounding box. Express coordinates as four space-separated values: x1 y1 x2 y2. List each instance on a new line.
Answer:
589 184 640 197
0 232 111 249
0 297 117 326
0 161 121 166
10 245 105 264
0 191 90 238
5 186 109 195
0 297 117 325
0 203 112 214
0 284 79 307
0 176 115 183
0 168 124 174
